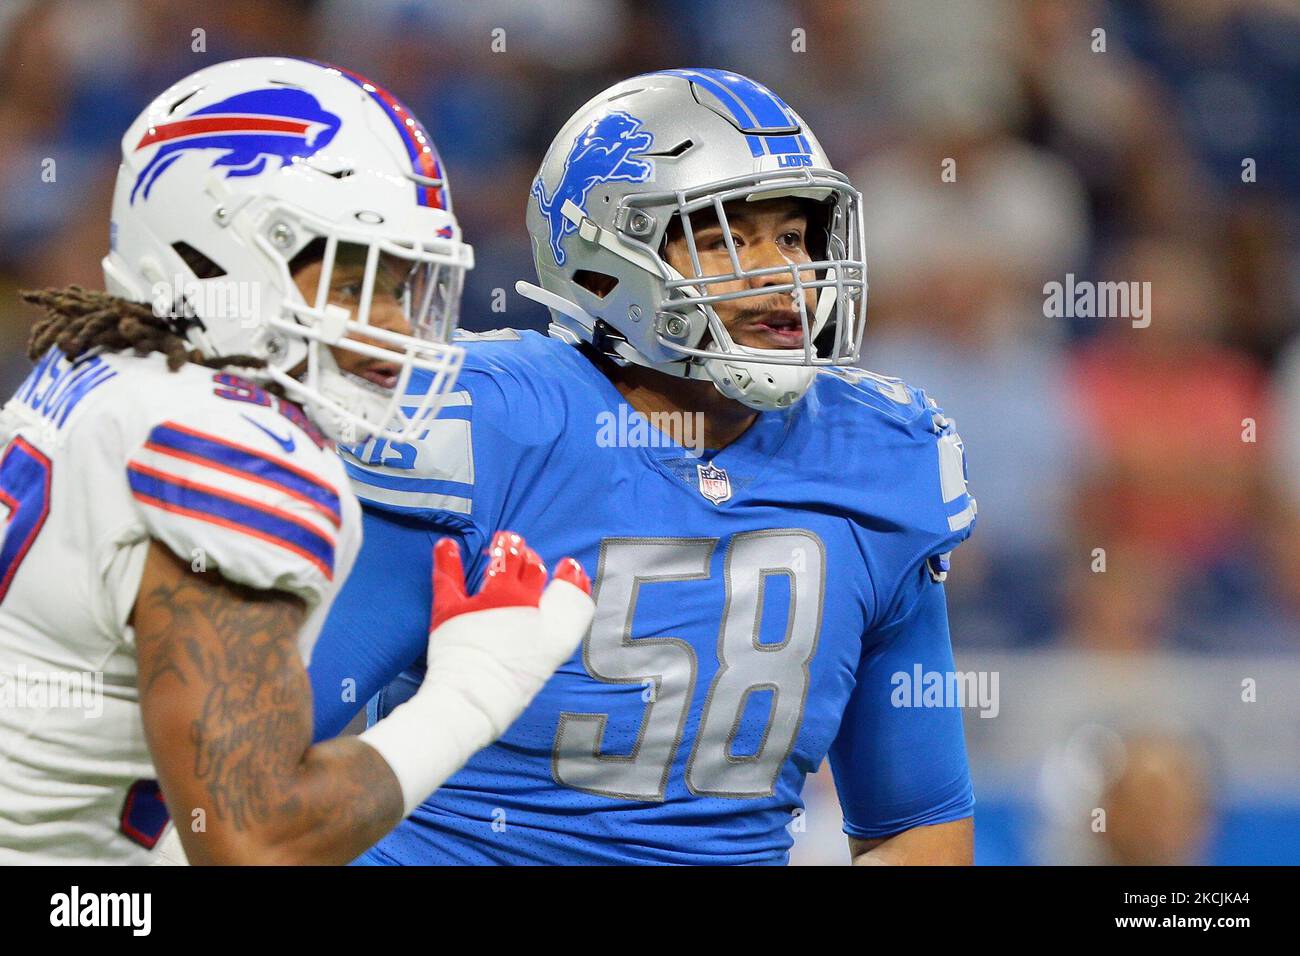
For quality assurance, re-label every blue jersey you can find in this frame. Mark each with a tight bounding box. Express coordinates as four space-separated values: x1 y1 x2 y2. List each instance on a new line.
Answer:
309 330 977 865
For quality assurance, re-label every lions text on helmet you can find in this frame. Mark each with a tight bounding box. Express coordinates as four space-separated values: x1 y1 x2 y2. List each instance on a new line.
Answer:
520 68 868 412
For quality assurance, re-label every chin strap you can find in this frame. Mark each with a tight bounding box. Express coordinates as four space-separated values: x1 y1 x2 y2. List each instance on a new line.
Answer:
517 279 704 380
516 280 594 330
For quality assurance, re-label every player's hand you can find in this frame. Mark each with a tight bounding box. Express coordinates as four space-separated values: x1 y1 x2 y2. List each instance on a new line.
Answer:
424 531 593 736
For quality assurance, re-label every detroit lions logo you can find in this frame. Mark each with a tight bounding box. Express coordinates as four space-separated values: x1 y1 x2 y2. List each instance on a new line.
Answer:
531 111 654 266
131 88 342 204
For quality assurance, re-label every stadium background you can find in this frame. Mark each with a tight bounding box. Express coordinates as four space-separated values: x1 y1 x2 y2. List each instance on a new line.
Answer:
0 0 1295 865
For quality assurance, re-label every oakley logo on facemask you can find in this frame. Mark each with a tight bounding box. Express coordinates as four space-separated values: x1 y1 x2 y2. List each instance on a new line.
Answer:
131 88 342 204
531 111 654 267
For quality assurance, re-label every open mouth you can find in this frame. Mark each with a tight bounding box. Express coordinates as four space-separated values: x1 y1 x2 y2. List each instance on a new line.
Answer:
348 361 401 393
744 310 806 349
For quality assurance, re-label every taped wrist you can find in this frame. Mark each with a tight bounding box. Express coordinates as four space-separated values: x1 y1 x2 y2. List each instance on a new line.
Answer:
357 606 545 817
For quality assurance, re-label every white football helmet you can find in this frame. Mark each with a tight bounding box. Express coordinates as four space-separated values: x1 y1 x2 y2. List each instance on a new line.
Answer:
520 68 867 411
103 57 473 442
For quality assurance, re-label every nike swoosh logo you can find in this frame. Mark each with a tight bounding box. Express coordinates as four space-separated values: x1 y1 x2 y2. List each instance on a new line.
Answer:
242 415 295 454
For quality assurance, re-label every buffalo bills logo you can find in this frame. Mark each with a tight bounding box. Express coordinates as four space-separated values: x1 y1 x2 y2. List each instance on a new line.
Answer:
531 111 654 266
131 88 342 204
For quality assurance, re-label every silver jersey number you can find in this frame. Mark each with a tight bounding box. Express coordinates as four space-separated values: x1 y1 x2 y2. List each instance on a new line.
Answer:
552 531 826 801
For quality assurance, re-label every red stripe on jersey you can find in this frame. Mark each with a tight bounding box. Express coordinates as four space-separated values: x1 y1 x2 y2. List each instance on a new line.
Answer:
144 421 342 529
129 462 335 580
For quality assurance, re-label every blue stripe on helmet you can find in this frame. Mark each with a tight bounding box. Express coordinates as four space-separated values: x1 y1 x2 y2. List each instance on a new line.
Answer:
701 69 805 155
659 69 764 157
763 86 812 154
309 58 447 209
714 70 811 155
663 69 812 156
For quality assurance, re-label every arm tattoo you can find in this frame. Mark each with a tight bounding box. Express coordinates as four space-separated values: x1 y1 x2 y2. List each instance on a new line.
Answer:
135 550 401 859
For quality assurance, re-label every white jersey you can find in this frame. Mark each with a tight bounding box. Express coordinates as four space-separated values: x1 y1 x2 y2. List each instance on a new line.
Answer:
0 349 360 864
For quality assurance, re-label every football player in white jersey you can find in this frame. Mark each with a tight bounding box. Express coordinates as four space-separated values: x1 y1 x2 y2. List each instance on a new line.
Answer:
0 57 594 865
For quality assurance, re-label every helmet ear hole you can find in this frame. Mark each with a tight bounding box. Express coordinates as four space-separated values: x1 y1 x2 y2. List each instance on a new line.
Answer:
573 270 619 299
171 241 226 279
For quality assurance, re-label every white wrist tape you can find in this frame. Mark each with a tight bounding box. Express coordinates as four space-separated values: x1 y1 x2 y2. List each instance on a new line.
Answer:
359 580 593 818
358 666 504 819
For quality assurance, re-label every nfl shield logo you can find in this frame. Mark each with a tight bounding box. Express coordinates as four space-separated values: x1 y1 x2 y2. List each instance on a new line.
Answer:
696 462 732 505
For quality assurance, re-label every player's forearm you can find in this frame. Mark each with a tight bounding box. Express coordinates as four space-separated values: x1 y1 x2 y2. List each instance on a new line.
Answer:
147 667 408 865
139 534 593 865
162 740 404 866
202 737 404 866
848 817 974 865
134 542 404 865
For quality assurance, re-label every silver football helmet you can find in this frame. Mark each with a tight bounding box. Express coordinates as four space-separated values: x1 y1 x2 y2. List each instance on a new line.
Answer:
520 68 867 410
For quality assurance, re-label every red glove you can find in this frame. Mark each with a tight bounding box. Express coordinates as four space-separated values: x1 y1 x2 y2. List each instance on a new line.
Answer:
432 531 590 632
359 530 595 818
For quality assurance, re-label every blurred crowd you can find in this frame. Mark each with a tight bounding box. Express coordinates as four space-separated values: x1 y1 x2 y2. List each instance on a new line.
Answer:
1 0 1296 660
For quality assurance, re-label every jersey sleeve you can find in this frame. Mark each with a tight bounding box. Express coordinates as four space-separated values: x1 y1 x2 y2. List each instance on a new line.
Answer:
827 569 975 839
847 378 977 631
125 409 347 607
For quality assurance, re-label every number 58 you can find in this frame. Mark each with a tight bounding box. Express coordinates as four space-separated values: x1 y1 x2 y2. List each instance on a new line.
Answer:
553 531 825 801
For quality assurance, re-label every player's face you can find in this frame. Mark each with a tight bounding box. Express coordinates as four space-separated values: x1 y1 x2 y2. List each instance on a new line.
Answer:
663 197 818 351
291 243 415 390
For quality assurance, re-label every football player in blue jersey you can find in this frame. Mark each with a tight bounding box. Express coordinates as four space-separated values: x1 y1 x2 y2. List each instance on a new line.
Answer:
310 68 978 865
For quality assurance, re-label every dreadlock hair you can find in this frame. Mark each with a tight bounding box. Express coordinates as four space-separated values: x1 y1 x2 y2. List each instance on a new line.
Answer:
20 285 268 372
